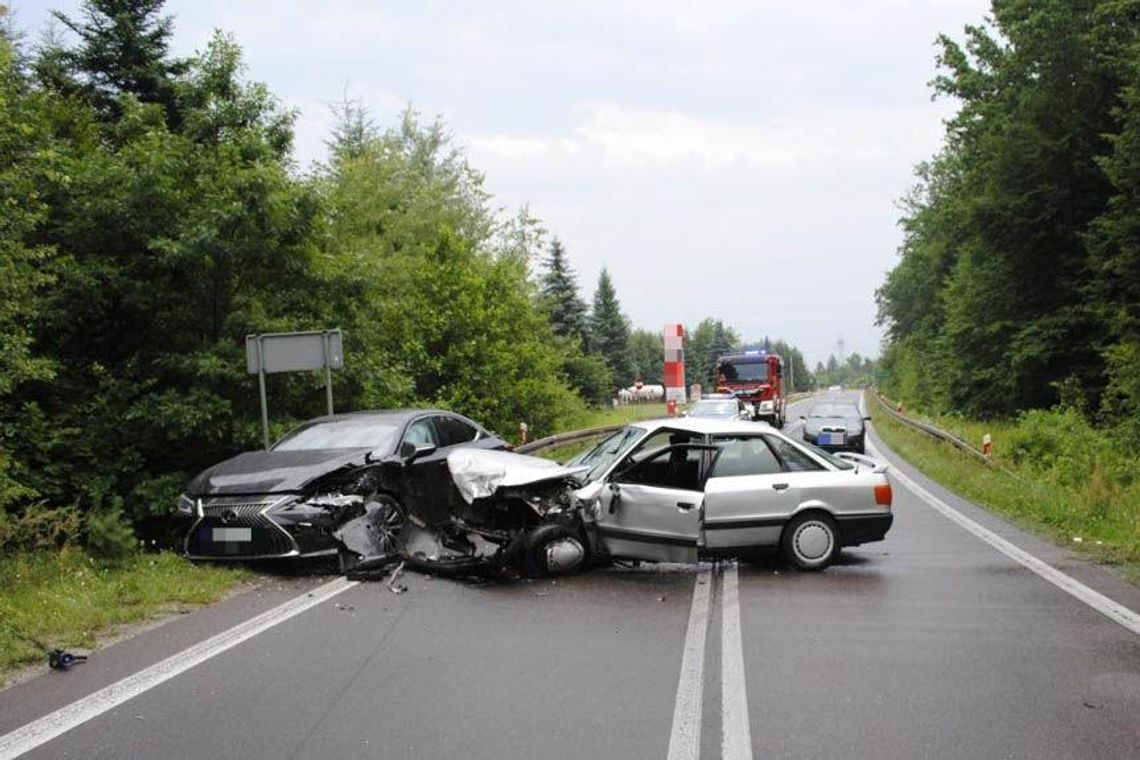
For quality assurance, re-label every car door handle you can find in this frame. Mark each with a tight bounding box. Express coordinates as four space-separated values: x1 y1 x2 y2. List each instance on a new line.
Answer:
677 502 695 510
772 483 789 491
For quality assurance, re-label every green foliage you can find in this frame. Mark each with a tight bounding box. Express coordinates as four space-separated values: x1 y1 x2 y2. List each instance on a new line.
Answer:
84 505 137 561
540 238 589 344
628 329 663 385
878 0 1134 418
0 503 82 553
686 318 739 389
561 349 614 406
589 268 633 388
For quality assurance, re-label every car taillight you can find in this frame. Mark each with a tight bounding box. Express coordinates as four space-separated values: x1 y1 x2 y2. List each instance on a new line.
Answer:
874 483 892 506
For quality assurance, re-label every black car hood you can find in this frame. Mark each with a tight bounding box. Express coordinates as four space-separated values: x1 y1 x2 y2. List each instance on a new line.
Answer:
185 448 371 496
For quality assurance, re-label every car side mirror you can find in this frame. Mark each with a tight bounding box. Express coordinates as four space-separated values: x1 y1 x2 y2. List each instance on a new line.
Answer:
399 440 437 463
863 416 871 421
799 415 806 420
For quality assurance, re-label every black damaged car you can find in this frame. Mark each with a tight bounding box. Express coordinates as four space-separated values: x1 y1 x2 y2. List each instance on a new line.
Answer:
176 410 508 564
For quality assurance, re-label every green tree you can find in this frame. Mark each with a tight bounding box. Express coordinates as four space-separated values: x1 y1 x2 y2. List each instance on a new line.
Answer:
45 0 187 125
540 238 589 344
589 269 633 388
628 329 663 385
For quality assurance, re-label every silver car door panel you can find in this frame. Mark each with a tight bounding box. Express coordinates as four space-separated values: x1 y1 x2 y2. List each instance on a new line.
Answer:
703 474 795 549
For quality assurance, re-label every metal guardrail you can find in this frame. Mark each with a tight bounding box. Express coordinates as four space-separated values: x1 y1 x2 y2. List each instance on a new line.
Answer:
515 424 624 455
867 391 1018 477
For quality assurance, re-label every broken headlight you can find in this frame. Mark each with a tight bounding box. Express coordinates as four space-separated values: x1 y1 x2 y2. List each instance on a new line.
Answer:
176 494 197 516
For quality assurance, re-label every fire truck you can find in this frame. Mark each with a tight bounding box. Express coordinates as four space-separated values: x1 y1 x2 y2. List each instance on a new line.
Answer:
714 350 785 427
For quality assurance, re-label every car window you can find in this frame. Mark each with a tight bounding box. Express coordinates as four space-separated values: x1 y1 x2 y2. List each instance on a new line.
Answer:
765 435 824 472
627 428 702 464
403 417 439 447
618 446 704 491
708 436 782 477
434 415 479 447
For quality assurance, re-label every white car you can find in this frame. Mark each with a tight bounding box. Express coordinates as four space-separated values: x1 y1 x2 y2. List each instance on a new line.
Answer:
567 417 893 570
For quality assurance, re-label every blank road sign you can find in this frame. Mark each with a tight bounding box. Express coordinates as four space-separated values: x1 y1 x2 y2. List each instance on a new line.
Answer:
246 330 344 374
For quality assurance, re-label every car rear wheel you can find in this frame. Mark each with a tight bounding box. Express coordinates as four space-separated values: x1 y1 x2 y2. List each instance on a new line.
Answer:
781 512 839 571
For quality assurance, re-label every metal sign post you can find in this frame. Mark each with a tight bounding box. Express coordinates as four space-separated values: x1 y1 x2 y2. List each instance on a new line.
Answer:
246 329 345 450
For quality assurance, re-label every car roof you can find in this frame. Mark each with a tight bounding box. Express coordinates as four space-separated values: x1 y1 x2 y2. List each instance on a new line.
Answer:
697 394 737 400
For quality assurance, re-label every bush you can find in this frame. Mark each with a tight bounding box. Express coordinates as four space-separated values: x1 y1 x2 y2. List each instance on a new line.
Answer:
85 506 138 562
0 503 83 552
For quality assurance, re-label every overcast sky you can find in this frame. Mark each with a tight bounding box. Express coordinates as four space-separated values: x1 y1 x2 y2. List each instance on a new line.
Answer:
11 0 991 365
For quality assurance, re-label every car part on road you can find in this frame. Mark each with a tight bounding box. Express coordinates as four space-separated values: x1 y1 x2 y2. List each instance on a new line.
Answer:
47 649 88 671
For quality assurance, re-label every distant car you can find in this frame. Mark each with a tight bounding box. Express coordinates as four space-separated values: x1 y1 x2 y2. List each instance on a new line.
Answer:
828 384 842 392
800 401 869 454
568 417 893 570
686 396 748 420
176 410 509 561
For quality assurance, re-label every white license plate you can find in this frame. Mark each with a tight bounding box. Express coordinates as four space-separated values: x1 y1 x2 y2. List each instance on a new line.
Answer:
821 433 845 446
212 527 252 542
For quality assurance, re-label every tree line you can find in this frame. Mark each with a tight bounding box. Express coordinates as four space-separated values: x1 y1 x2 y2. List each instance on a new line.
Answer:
0 1 816 554
876 0 1140 431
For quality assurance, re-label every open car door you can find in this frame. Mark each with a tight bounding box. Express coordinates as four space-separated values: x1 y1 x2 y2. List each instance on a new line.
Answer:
594 443 717 563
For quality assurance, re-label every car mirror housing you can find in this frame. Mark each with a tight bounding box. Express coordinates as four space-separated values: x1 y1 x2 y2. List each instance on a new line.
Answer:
399 440 438 463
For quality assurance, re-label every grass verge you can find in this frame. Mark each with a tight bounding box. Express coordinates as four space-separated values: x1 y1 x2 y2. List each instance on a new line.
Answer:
869 398 1140 581
0 549 250 684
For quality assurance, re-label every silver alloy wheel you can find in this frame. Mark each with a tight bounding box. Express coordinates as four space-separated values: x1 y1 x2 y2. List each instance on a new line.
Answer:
364 493 405 556
544 536 586 575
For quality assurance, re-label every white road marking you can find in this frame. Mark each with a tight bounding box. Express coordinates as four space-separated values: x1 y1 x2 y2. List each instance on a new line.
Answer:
867 438 1140 636
721 562 752 760
666 565 713 760
0 577 358 760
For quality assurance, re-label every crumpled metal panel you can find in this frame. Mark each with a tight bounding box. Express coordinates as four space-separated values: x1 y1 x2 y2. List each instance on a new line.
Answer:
446 448 588 505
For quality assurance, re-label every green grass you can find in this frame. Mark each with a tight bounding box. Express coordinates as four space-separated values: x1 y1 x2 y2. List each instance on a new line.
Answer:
0 550 249 683
564 402 670 429
869 396 1140 580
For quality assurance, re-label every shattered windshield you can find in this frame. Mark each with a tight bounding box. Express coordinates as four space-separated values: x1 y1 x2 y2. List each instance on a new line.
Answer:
565 425 646 482
273 418 403 451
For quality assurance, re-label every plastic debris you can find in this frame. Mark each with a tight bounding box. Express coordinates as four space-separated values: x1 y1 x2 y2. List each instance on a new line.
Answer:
385 560 408 595
48 649 88 671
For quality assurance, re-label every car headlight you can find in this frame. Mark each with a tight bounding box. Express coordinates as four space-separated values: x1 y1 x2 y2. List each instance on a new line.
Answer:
759 400 774 411
176 494 197 516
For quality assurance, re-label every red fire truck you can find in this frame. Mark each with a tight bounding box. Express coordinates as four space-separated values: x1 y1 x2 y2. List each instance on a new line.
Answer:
715 351 785 427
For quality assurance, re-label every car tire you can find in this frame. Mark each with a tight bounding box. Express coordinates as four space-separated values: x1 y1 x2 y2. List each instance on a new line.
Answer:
523 523 589 577
780 512 839 571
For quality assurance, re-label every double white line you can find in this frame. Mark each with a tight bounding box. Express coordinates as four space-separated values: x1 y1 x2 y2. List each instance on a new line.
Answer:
667 562 752 760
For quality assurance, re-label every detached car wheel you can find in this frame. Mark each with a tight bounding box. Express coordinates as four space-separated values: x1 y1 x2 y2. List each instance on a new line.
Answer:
523 524 588 577
336 492 406 575
781 512 839 571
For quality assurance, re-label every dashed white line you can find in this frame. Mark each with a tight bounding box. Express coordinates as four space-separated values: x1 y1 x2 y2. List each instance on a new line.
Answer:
0 577 358 760
720 562 752 760
666 565 713 760
867 438 1140 636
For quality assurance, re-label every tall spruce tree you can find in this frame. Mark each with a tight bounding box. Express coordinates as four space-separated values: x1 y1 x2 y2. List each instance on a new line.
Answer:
47 0 187 125
590 268 633 387
540 238 588 344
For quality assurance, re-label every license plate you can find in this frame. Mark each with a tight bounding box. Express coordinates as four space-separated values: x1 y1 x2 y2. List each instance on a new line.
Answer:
212 527 252 542
820 433 845 446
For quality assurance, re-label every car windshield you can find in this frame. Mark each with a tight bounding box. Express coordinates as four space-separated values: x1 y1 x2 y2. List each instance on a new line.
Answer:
719 361 767 382
565 425 646 482
690 400 738 417
809 403 860 418
273 418 403 451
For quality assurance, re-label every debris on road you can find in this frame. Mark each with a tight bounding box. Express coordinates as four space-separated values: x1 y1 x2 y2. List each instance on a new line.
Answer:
385 561 408 595
47 649 88 671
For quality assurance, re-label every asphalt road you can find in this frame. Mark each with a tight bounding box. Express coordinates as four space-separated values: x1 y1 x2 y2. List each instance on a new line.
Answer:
2 392 1138 759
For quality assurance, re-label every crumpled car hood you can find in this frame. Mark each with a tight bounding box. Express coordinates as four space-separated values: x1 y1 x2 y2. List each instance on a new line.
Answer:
185 448 370 496
447 448 589 504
